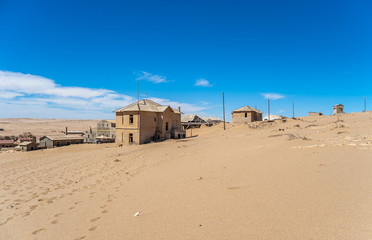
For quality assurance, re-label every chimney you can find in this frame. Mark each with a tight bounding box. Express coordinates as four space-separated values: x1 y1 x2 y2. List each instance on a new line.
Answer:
255 106 257 110
178 106 181 112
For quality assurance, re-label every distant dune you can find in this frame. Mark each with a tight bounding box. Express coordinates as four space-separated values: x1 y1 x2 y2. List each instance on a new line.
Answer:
1 112 372 239
0 118 104 138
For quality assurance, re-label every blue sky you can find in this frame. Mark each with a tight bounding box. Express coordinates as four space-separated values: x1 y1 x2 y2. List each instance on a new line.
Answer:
0 0 371 120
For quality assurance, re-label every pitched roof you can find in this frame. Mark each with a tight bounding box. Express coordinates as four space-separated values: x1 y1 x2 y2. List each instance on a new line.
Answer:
181 114 201 123
40 135 85 141
0 140 15 144
19 141 33 146
232 106 262 113
114 99 181 113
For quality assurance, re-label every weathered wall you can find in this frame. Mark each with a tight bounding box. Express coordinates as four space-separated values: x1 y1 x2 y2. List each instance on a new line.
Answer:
40 138 53 148
139 111 158 144
116 112 140 145
232 112 253 124
309 112 323 116
232 112 261 124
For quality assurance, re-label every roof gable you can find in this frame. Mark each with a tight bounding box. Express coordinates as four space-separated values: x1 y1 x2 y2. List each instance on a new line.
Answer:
232 106 262 113
115 99 181 113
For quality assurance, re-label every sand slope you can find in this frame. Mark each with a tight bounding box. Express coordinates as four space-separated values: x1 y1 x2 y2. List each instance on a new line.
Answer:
1 113 372 239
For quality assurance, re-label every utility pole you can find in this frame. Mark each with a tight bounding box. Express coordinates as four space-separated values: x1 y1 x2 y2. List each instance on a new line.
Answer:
137 79 140 103
137 79 140 143
268 99 270 121
223 92 226 130
364 96 366 112
292 101 295 119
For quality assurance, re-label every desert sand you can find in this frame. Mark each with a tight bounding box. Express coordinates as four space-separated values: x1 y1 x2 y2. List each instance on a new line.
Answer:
1 112 372 239
0 118 101 138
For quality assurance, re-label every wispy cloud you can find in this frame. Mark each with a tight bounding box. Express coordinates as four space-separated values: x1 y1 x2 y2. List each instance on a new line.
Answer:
0 70 205 118
148 97 207 113
195 78 212 87
136 71 167 83
261 93 285 100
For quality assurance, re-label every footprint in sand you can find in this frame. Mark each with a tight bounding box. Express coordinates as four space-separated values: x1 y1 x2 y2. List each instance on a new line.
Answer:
90 217 100 222
101 209 108 214
54 213 63 217
89 226 97 231
69 206 75 210
32 228 45 235
51 219 58 224
74 236 87 240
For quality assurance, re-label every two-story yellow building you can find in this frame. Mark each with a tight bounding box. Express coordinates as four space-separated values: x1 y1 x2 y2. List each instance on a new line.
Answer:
115 99 185 145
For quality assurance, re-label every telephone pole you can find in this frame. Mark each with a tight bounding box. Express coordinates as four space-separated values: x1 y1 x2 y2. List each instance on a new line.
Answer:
364 96 366 112
268 99 270 121
292 101 295 119
223 92 226 130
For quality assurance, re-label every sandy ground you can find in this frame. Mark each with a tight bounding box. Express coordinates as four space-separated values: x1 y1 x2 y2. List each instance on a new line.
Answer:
0 118 102 138
1 112 372 239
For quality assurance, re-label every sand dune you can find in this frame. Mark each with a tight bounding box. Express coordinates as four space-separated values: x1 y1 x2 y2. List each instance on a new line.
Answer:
1 112 372 239
0 118 101 138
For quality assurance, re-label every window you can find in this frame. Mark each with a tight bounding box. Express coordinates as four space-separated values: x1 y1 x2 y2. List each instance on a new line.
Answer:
129 115 134 124
245 113 247 118
122 115 124 125
154 117 156 122
166 122 169 131
129 133 133 143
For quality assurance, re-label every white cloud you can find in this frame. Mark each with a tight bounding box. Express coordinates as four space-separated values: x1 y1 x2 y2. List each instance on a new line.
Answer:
0 70 116 99
261 93 285 100
0 91 24 99
136 71 167 83
148 97 207 113
195 78 212 87
0 70 206 118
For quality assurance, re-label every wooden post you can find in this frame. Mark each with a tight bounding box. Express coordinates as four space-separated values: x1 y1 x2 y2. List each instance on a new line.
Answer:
223 92 226 130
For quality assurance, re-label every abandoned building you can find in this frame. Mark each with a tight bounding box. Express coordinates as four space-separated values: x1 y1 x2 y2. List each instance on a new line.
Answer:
201 116 223 125
115 99 186 145
19 137 38 151
87 120 116 142
181 114 206 129
309 112 324 116
39 135 84 148
181 114 223 129
333 104 344 115
232 106 262 124
0 140 15 148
